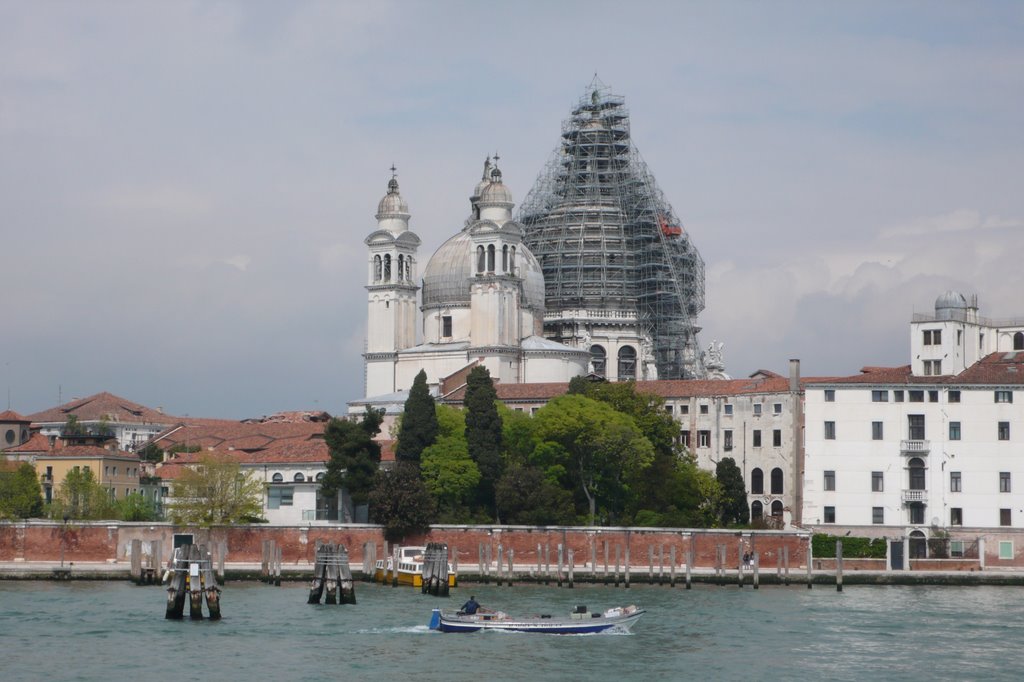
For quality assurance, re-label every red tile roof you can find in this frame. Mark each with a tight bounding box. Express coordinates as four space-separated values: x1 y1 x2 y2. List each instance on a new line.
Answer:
153 421 330 465
26 391 175 425
35 445 140 461
2 432 52 453
807 353 1024 386
0 410 30 422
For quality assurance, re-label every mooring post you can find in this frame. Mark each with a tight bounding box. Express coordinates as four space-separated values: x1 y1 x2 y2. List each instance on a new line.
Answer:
507 549 514 587
567 548 574 589
737 538 744 588
477 543 483 582
131 539 142 584
648 545 654 584
275 544 282 586
669 546 676 588
497 545 504 587
784 545 790 586
536 543 542 582
260 540 270 582
614 545 621 587
557 543 564 588
624 541 631 589
217 541 226 585
603 541 609 584
452 545 459 587
590 536 597 582
545 543 551 586
659 544 665 585
485 543 492 585
753 552 760 590
836 540 843 592
806 542 813 589
685 549 692 590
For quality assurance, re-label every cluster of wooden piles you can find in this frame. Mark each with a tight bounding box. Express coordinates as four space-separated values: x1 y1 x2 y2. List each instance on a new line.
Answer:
164 544 221 620
308 541 355 605
421 542 450 596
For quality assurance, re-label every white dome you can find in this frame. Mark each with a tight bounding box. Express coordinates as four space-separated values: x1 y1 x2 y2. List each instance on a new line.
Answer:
376 177 409 219
478 167 514 208
935 290 968 311
421 230 545 311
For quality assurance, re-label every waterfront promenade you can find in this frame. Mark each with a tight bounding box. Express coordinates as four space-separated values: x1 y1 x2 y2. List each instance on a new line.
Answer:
3 558 1023 585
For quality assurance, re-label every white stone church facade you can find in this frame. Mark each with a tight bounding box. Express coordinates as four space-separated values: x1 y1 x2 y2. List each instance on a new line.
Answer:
361 163 590 403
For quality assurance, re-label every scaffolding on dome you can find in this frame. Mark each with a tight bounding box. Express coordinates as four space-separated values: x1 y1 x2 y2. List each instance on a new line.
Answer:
517 79 706 379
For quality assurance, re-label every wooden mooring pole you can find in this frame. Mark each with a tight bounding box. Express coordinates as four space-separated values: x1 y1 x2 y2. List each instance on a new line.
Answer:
567 548 574 589
836 540 844 592
807 542 813 589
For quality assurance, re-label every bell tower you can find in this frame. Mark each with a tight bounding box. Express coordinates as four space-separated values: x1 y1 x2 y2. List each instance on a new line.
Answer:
364 169 420 396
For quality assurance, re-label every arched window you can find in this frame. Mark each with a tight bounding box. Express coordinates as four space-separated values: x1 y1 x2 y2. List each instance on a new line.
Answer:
315 472 325 482
771 500 784 518
294 472 305 482
510 246 516 272
405 256 413 281
383 254 392 282
618 345 637 379
502 245 509 272
397 255 404 281
487 244 496 272
908 457 926 490
373 255 382 282
590 344 606 377
271 472 283 483
751 500 763 521
751 468 764 494
1015 331 1024 350
909 530 927 559
770 467 784 494
477 246 486 273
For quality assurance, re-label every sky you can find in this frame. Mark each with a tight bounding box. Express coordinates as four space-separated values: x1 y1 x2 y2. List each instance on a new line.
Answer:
2 1 1023 420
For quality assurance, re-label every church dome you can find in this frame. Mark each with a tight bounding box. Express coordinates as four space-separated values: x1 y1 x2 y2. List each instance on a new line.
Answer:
478 167 514 208
935 290 968 311
376 177 409 220
422 231 474 308
420 230 546 311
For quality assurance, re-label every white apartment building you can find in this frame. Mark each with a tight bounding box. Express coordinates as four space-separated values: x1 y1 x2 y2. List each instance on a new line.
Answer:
805 291 1024 563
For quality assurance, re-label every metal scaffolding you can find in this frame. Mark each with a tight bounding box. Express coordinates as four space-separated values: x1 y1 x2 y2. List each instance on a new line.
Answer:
518 80 706 379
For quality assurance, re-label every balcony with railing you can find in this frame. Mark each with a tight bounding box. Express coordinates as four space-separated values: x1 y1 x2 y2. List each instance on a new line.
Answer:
900 440 930 455
902 489 927 503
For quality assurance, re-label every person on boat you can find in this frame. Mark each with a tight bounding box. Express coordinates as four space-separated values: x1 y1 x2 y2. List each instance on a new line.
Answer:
461 596 481 615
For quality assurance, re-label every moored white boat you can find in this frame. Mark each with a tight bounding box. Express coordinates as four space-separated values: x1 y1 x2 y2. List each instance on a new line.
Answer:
373 546 456 588
429 604 644 634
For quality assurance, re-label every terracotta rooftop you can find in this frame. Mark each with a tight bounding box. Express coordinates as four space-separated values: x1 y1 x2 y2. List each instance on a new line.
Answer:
807 353 1024 386
0 410 30 422
26 391 176 425
34 445 140 461
1 432 51 453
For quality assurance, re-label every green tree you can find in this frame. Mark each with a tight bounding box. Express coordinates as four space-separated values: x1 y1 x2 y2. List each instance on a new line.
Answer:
51 467 116 520
0 460 44 519
167 453 265 526
64 414 85 436
532 394 654 525
368 463 435 542
463 365 503 518
321 407 383 509
420 405 479 522
137 443 164 463
498 404 537 467
715 457 749 526
396 370 438 463
116 492 158 521
495 464 576 525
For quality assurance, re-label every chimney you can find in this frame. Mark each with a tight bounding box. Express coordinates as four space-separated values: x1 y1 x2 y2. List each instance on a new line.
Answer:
789 359 800 392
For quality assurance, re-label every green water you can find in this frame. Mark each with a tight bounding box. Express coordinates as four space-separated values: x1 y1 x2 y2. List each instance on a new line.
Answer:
2 580 1022 681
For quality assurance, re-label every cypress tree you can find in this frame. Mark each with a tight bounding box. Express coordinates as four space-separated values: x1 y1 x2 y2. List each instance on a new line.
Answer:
715 456 750 526
396 369 438 463
463 365 503 518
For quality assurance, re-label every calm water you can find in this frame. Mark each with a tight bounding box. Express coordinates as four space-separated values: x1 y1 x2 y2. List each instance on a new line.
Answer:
2 580 1023 681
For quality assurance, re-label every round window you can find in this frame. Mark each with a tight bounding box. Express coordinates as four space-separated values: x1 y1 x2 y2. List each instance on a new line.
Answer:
4 429 14 444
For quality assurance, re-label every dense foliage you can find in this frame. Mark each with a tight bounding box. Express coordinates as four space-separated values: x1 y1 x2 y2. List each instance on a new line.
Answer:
463 366 503 518
368 463 435 542
49 467 117 520
167 453 265 526
395 370 438 463
0 460 44 519
715 457 749 526
322 407 383 507
812 534 888 559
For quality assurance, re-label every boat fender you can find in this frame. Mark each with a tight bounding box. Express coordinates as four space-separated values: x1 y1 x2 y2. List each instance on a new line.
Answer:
429 608 441 630
541 614 552 619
